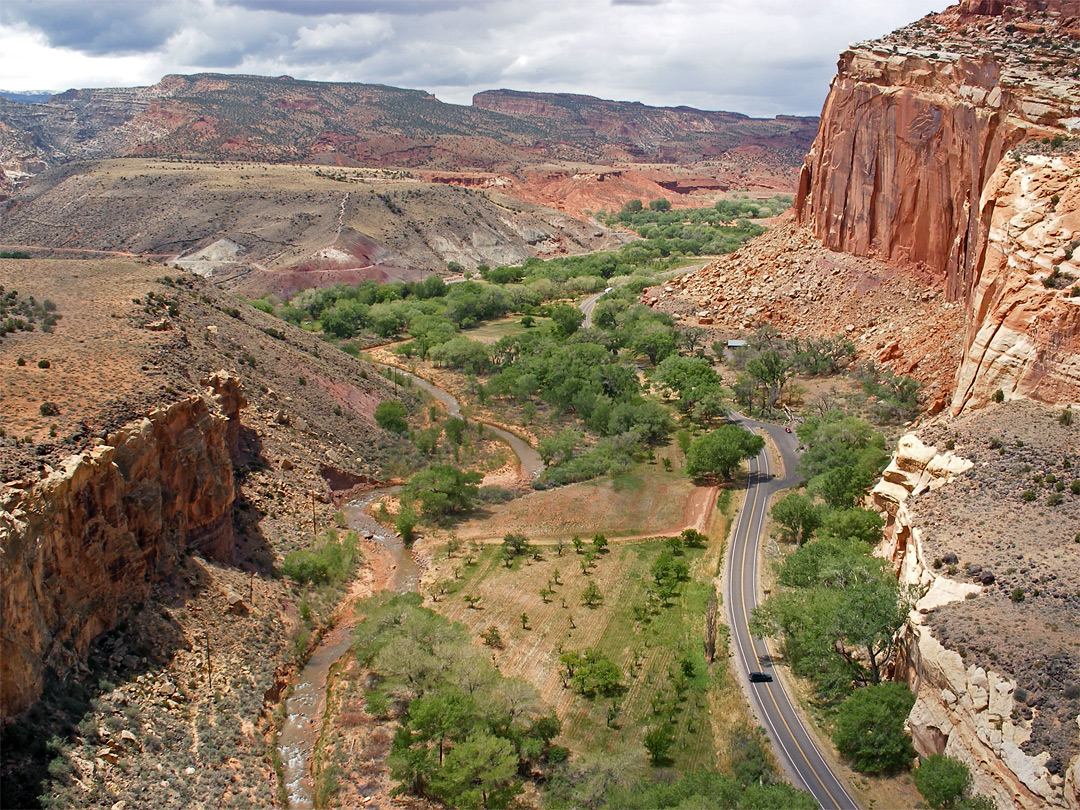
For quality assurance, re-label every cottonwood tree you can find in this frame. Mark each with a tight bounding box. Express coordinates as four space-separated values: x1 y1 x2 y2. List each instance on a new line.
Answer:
685 425 765 480
770 492 823 545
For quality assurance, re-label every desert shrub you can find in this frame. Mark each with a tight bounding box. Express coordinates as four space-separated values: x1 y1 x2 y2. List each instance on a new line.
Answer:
37 359 50 369
992 389 1004 403
280 530 360 586
374 401 408 434
39 401 60 416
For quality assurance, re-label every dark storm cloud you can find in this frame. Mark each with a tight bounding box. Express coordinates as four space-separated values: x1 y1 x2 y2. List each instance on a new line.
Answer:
2 0 183 54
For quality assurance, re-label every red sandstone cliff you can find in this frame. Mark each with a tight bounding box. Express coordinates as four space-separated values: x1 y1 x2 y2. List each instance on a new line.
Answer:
0 372 245 720
795 0 1080 410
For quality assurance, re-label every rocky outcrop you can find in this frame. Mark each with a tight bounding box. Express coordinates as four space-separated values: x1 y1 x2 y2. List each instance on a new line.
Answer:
871 433 1078 810
870 433 973 588
795 1 1077 296
0 373 244 720
950 149 1080 412
795 1 1080 411
896 622 1073 810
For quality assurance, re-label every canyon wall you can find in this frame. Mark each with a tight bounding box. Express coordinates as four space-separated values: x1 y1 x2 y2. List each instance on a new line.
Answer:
950 150 1080 411
871 435 1078 810
795 0 1080 410
0 372 245 720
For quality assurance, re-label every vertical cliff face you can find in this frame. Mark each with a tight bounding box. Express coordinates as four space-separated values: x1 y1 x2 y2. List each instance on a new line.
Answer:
951 149 1080 411
871 434 1077 810
795 46 1020 297
0 373 244 720
796 0 1080 410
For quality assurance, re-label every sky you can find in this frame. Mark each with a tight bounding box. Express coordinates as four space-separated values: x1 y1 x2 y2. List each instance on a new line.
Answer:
0 0 946 118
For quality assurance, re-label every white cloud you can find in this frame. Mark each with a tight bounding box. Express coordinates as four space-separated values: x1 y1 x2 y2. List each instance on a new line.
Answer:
0 0 948 116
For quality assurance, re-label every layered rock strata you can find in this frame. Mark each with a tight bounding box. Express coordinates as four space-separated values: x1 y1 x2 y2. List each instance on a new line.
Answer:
951 148 1080 411
0 372 244 720
871 433 1078 810
795 0 1080 410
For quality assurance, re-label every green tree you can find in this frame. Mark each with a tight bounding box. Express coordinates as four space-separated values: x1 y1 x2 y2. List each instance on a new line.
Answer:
746 349 792 412
404 465 483 518
501 532 532 564
643 723 675 765
820 507 885 546
685 424 765 480
395 506 418 545
432 731 521 809
649 198 672 212
569 650 623 697
770 492 823 545
592 533 609 553
549 303 585 337
653 354 722 414
538 429 583 466
914 754 973 809
444 417 466 446
833 683 916 773
409 686 477 765
375 401 409 433
581 581 603 607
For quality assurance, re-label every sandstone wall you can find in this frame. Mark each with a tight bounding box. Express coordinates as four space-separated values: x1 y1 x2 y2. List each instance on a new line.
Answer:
0 372 245 720
794 47 1022 298
950 151 1080 412
795 1 1080 411
872 435 1077 810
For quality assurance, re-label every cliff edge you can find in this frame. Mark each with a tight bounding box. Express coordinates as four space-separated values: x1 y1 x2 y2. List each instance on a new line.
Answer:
0 374 244 719
795 0 1080 411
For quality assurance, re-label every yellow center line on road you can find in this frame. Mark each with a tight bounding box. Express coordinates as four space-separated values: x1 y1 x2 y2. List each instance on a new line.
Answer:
736 446 844 810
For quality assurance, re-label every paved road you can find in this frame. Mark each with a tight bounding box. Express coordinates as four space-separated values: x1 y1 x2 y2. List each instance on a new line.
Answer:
579 290 605 328
725 418 860 810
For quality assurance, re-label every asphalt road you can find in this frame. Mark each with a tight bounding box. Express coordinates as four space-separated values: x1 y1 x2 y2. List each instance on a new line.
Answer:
580 290 605 328
725 418 860 810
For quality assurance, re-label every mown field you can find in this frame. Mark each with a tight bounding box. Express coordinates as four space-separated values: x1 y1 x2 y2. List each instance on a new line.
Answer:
423 489 751 771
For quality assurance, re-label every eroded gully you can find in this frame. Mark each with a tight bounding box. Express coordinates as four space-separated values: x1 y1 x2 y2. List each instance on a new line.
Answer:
275 365 539 809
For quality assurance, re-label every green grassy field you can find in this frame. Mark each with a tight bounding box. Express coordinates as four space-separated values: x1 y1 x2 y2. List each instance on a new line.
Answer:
426 523 734 769
463 315 551 345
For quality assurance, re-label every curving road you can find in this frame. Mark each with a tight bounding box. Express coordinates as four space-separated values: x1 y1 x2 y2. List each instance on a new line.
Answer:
580 289 605 328
725 418 860 810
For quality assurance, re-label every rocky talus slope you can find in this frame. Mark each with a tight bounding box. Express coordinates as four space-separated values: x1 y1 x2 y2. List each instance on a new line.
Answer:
0 373 243 719
646 223 968 409
871 403 1080 810
0 257 415 807
795 0 1080 410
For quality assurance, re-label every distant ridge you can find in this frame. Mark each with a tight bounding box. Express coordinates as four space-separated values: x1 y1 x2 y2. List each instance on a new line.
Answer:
0 72 816 172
